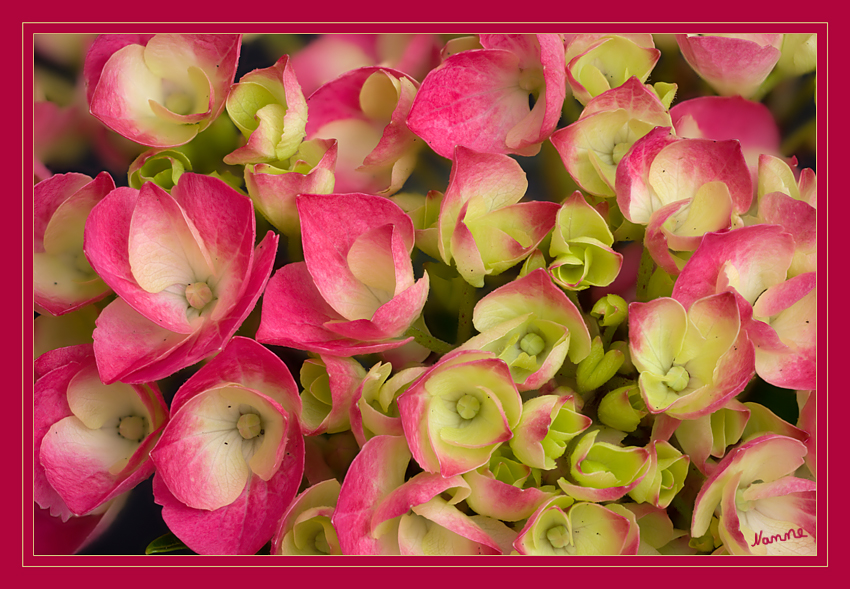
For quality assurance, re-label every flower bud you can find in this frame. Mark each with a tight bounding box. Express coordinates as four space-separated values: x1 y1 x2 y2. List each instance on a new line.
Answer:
598 384 646 432
576 337 625 393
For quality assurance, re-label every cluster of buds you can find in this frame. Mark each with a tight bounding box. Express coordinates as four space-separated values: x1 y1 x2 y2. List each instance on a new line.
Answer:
32 31 817 557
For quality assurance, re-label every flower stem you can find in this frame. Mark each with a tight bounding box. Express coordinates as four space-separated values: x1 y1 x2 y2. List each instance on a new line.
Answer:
404 326 455 355
635 245 655 303
455 279 476 345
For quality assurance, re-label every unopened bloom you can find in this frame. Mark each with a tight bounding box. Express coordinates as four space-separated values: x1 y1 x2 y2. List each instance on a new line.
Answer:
676 34 783 98
224 54 307 166
509 390 591 470
557 429 651 502
549 191 623 290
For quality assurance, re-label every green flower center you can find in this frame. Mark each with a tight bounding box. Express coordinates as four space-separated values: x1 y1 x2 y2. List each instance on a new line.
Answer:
237 413 263 439
518 67 545 92
117 415 146 441
520 332 545 356
314 530 330 554
456 394 481 420
546 525 570 548
612 142 631 165
185 281 213 310
165 92 194 116
664 365 690 392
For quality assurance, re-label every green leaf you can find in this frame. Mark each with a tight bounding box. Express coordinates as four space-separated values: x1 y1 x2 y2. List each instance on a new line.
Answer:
145 532 191 555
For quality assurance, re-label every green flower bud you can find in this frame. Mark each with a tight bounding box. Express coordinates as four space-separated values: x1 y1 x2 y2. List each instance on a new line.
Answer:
652 82 678 109
597 384 646 432
591 294 628 328
576 337 625 393
128 148 192 191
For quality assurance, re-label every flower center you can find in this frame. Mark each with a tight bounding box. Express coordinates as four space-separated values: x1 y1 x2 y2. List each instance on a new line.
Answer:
520 332 545 356
664 365 690 392
314 530 330 554
456 394 481 420
612 142 631 165
518 68 545 93
547 525 570 548
117 415 147 441
185 281 213 310
237 413 263 439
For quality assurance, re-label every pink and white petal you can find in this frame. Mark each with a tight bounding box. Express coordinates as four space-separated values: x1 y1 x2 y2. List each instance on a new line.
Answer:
672 225 794 309
333 435 412 555
37 173 115 252
372 472 467 537
463 469 558 522
210 230 278 337
152 387 288 511
647 139 752 215
360 74 419 169
40 416 140 515
85 186 195 333
91 298 195 384
327 274 429 341
676 35 782 98
670 96 780 178
171 336 300 418
128 184 214 294
451 214 488 288
628 298 688 375
615 126 678 224
758 192 817 252
407 49 539 158
170 174 255 315
409 497 504 554
83 34 155 104
33 255 112 316
153 424 303 555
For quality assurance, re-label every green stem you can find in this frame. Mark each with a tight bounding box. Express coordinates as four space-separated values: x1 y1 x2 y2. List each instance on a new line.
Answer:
286 234 303 263
455 279 476 345
601 324 618 349
564 289 582 310
404 326 455 355
636 245 655 303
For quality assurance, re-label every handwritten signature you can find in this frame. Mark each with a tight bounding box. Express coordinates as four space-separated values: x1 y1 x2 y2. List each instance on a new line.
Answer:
751 528 809 547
